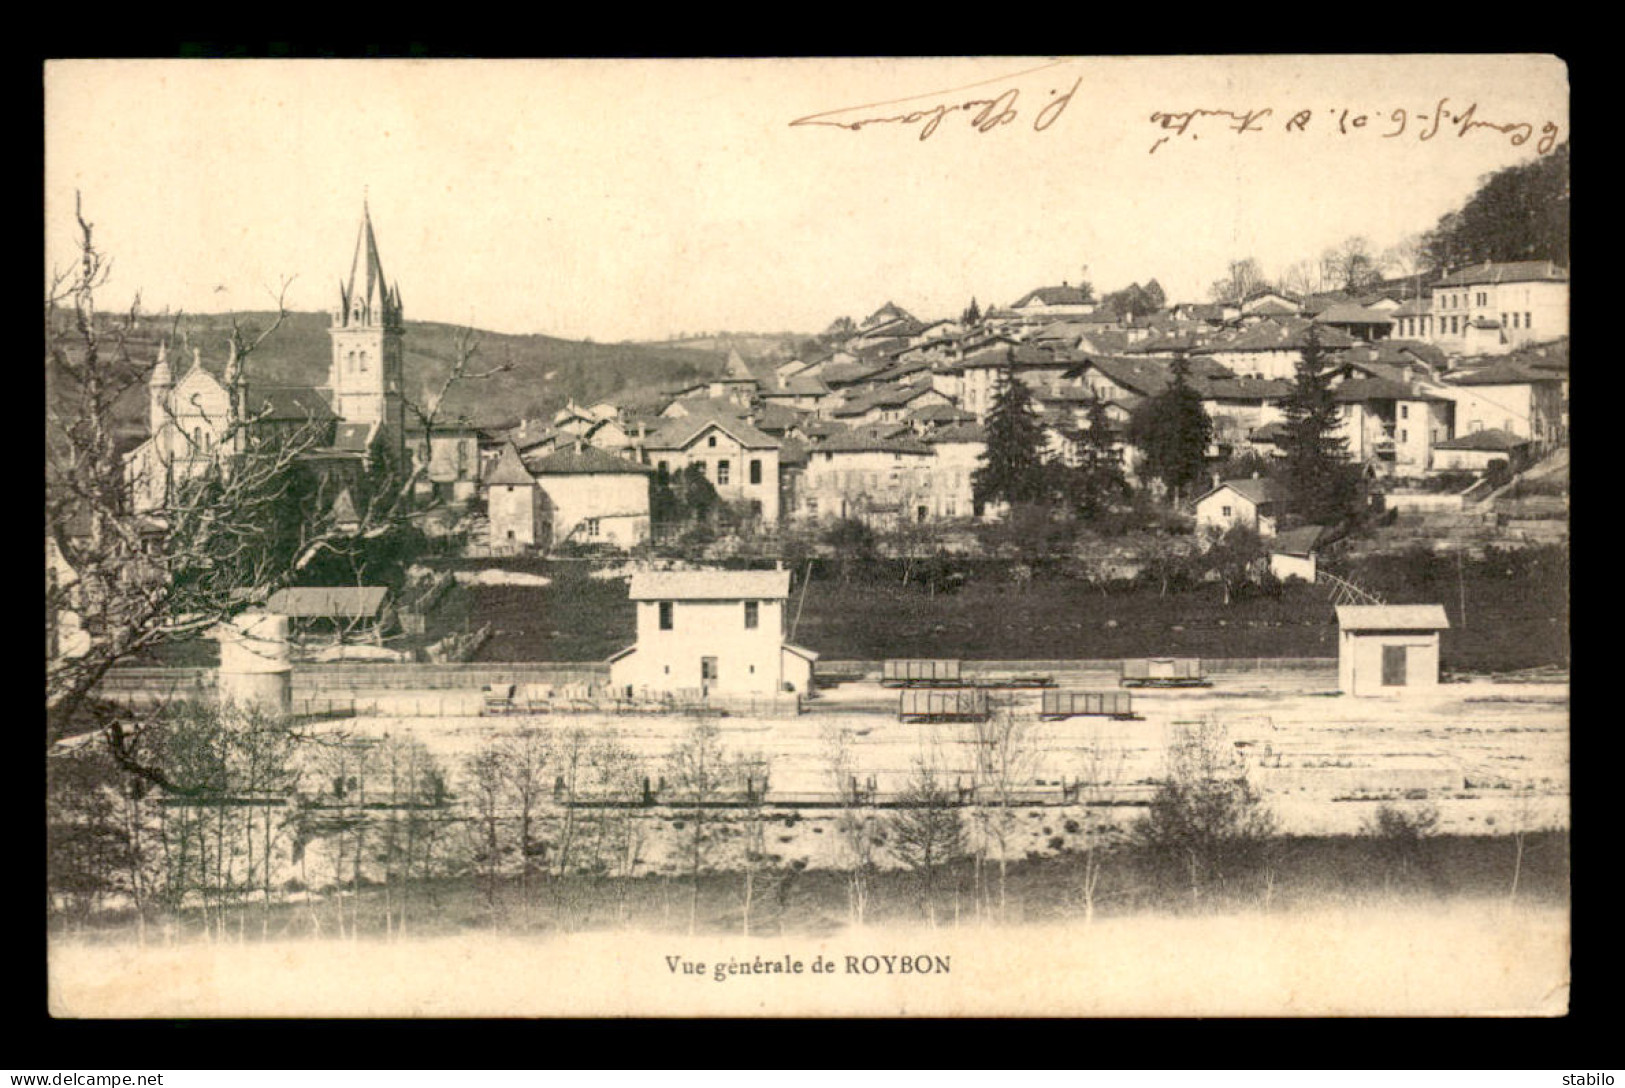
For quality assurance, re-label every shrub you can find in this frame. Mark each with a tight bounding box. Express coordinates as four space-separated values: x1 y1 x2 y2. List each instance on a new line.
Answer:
1133 718 1277 894
1363 802 1440 842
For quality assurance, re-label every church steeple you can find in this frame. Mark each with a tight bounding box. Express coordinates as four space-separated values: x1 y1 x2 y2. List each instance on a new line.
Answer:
329 195 406 459
338 197 402 330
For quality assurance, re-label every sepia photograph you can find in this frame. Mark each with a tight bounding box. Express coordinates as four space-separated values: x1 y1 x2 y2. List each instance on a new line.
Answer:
44 55 1569 1018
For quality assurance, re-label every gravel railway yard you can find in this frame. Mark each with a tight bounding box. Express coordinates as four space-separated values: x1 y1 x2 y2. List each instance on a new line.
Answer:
297 665 1568 839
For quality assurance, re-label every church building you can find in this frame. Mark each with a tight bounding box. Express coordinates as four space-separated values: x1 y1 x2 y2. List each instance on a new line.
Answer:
124 201 408 513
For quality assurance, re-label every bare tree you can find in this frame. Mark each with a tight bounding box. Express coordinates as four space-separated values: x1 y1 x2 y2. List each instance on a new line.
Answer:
1321 236 1383 294
1071 729 1126 924
581 732 647 927
823 724 877 928
965 705 1043 921
1208 258 1269 305
733 749 772 936
1133 716 1276 908
665 718 735 935
1276 258 1328 301
45 195 506 778
888 759 966 928
1380 233 1429 301
461 741 509 924
374 733 450 938
493 726 552 923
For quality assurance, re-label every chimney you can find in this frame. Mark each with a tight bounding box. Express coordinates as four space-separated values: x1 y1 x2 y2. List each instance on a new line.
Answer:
574 438 584 455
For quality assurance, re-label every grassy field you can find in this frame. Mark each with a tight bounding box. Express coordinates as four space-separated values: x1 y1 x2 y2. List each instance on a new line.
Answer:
437 549 1567 671
128 546 1568 672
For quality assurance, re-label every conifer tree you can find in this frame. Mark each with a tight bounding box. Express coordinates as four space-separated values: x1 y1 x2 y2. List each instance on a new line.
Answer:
1065 394 1130 520
1278 327 1363 524
961 297 981 326
1127 353 1212 503
972 361 1049 508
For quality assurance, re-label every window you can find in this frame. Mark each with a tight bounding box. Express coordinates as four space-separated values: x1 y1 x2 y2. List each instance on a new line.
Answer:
824 452 833 462
583 518 601 537
1221 505 1232 518
701 656 718 682
1400 405 1408 419
708 435 717 448
659 602 673 630
749 459 762 485
744 601 759 629
717 460 730 485
360 351 369 372
1400 429 1408 443
658 460 669 475
1525 312 1532 329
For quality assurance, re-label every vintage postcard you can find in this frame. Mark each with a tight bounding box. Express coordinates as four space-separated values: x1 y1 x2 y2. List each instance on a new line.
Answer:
45 55 1569 1018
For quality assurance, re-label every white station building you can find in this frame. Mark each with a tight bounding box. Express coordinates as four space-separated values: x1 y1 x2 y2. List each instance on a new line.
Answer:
608 569 818 697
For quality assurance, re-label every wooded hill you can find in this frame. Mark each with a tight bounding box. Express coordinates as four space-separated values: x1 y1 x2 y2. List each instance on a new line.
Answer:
53 309 729 438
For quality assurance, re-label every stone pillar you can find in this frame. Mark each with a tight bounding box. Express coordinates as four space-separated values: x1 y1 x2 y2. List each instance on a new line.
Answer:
216 611 293 714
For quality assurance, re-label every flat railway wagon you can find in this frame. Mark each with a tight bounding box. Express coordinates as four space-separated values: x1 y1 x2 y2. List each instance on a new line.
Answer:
898 687 991 723
1039 689 1140 720
882 659 963 688
1119 657 1212 688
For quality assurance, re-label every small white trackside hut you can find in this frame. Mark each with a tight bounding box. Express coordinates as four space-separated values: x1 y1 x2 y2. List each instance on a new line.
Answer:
1335 604 1450 696
608 569 818 697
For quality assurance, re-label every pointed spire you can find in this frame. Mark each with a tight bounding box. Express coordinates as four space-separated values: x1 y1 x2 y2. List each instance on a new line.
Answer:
343 195 397 327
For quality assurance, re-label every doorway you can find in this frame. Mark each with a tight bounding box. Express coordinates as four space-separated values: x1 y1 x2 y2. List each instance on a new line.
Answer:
1381 644 1407 687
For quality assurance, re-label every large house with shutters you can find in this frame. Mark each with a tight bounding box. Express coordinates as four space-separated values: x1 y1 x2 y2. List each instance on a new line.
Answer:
1427 261 1567 353
642 411 783 524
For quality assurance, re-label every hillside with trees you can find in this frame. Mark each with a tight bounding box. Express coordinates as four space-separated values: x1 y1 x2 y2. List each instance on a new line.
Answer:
47 309 727 439
1423 142 1570 270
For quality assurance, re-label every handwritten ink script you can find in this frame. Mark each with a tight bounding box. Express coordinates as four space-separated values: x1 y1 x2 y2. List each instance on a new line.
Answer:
790 62 1083 141
1146 98 1561 155
665 952 951 982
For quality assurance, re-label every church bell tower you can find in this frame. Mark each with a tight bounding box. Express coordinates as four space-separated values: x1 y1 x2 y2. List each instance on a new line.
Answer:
329 197 405 459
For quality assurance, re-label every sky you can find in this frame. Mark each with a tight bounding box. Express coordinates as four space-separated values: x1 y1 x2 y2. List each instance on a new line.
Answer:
45 56 1568 342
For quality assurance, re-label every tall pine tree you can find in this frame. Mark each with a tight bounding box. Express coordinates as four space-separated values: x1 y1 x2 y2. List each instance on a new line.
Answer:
1066 393 1130 520
1279 326 1362 525
1127 353 1212 504
972 361 1049 508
